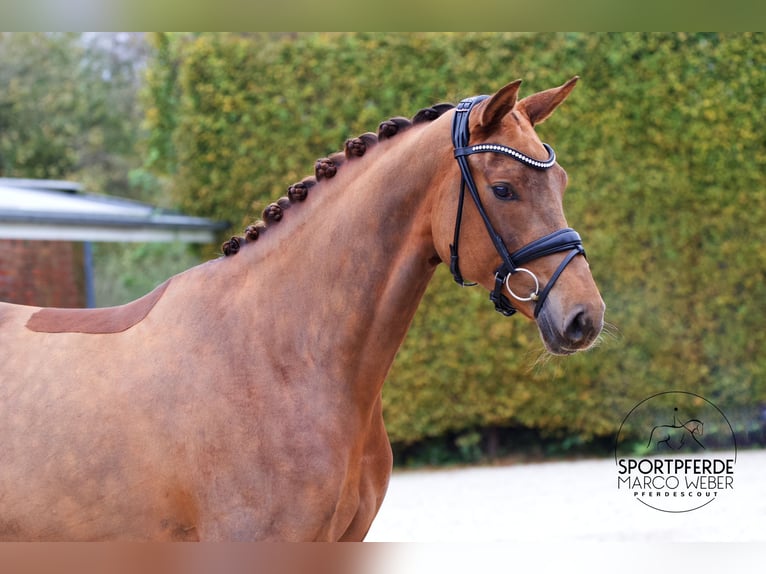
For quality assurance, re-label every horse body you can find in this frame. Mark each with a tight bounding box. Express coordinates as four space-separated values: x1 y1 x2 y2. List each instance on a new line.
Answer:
0 127 441 541
647 420 704 451
0 78 604 540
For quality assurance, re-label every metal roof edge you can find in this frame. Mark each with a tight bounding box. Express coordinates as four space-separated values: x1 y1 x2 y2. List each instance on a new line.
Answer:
0 209 229 231
0 177 83 193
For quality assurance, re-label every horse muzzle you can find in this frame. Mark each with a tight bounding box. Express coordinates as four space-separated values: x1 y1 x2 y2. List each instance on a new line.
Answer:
536 300 605 355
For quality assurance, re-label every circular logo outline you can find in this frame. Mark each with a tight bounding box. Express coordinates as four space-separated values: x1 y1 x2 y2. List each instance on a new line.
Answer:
614 390 737 513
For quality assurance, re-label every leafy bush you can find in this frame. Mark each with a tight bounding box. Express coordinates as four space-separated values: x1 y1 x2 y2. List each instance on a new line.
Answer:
0 33 148 196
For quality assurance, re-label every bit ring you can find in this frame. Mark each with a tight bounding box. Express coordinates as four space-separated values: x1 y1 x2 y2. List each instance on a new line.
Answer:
505 267 540 302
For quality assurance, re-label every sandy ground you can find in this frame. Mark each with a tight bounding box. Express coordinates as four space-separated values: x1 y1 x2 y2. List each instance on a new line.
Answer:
365 449 765 542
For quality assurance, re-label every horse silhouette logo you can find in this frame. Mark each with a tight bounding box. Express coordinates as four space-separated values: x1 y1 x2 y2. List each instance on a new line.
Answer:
646 407 704 451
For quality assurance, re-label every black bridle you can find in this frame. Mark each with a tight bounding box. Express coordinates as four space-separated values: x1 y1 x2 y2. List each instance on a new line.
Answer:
449 95 586 318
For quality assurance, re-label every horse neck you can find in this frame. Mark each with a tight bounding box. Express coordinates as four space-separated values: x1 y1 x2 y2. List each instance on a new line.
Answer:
232 122 449 399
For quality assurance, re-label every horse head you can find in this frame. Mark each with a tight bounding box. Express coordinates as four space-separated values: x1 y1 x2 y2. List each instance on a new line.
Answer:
685 419 704 437
432 77 605 355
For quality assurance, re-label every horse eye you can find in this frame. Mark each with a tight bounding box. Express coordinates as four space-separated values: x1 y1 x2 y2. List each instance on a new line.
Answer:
492 184 517 200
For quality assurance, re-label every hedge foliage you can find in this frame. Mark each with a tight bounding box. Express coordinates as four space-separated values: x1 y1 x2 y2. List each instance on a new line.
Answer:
143 33 766 448
0 33 147 196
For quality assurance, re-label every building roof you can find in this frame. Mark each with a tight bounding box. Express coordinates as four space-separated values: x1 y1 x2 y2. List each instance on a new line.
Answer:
0 178 227 243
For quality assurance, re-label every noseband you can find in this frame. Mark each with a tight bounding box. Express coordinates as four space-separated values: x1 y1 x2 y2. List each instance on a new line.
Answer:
449 95 586 318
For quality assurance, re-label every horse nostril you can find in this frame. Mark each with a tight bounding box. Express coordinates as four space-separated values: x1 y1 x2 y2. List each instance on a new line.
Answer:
564 307 589 345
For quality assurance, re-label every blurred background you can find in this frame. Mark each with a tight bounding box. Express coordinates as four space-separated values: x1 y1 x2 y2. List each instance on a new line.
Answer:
1 32 764 465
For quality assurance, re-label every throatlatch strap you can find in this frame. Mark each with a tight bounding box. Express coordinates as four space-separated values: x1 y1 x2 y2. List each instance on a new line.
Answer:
449 180 476 287
449 96 489 288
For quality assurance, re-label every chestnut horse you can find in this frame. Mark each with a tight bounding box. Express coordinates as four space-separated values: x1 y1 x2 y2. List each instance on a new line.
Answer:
0 77 604 541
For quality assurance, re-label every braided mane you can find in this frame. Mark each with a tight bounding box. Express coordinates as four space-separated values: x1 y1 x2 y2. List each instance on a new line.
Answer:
221 102 455 256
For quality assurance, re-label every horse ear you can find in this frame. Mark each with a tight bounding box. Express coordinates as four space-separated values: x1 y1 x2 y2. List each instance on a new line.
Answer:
517 76 579 126
479 79 523 129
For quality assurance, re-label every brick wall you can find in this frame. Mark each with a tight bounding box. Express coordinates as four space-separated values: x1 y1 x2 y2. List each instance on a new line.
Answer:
0 240 86 308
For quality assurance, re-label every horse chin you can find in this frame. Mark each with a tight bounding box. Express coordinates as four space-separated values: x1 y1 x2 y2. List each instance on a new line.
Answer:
539 337 579 357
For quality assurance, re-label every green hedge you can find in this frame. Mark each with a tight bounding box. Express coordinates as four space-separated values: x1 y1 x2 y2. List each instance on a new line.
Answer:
0 33 146 196
144 33 766 448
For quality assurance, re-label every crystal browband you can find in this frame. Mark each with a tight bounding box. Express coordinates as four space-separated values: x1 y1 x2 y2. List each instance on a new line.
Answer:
453 142 556 170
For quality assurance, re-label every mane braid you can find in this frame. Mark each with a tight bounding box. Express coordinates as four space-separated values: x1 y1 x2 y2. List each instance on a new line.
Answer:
222 102 455 256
